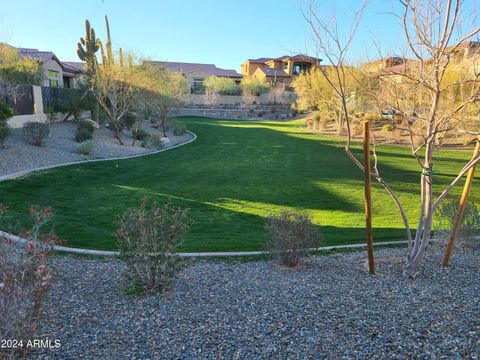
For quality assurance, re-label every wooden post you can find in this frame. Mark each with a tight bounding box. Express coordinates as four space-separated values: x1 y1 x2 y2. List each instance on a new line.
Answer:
363 121 375 274
442 140 480 267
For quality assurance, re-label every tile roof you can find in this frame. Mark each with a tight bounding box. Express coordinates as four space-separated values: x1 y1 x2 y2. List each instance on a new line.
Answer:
149 61 243 78
17 48 58 63
247 57 274 63
62 61 86 73
258 67 290 77
248 54 322 64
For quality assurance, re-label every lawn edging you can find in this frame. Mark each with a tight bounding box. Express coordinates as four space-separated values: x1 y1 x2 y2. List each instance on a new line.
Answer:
0 228 408 257
0 130 197 182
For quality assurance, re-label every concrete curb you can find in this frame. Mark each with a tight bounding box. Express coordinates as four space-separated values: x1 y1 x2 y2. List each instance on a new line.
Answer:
0 228 408 257
0 130 197 182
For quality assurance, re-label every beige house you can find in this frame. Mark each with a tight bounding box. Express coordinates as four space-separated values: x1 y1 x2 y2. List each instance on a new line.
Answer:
147 61 243 93
17 48 85 88
240 54 321 86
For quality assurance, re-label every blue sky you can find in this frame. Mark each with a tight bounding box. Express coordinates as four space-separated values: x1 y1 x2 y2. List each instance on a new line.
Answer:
0 0 477 71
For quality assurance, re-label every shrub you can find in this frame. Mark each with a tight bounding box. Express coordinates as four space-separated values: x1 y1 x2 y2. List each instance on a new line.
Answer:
150 135 164 149
204 76 241 95
121 113 137 130
436 198 480 249
116 201 190 293
22 121 49 146
264 210 321 268
132 128 150 141
312 112 321 122
75 119 97 142
172 121 187 136
75 140 95 155
0 101 13 148
0 205 57 359
240 76 271 96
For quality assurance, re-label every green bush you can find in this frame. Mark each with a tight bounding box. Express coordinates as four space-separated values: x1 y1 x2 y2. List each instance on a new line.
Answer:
121 113 137 130
22 122 49 146
132 128 150 141
172 121 187 136
150 135 164 149
204 76 240 95
75 140 95 155
312 112 321 122
75 119 96 142
0 101 13 148
436 198 480 248
240 77 271 96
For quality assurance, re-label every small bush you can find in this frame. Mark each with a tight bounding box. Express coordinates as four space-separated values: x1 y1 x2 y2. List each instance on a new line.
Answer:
172 121 187 136
305 119 314 129
0 101 13 148
0 205 57 359
132 128 150 141
122 113 137 130
116 201 190 293
265 210 321 268
150 135 164 149
436 198 480 248
22 122 49 146
75 140 95 155
75 119 97 142
364 112 382 123
312 112 321 122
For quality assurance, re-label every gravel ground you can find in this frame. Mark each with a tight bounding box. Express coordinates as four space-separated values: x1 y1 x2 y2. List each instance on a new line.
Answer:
0 121 193 177
27 245 479 359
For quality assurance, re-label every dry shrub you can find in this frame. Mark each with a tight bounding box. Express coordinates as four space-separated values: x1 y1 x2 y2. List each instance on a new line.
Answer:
436 198 480 249
0 205 57 359
265 210 321 268
116 201 190 293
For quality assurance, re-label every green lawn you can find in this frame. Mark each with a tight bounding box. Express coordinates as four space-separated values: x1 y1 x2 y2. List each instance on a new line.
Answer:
0 116 476 252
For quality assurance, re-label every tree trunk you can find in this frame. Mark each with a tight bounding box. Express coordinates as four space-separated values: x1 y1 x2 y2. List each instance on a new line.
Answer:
112 121 124 145
160 114 167 137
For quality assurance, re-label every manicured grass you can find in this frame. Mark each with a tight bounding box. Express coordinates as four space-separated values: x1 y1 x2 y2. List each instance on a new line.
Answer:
0 116 476 252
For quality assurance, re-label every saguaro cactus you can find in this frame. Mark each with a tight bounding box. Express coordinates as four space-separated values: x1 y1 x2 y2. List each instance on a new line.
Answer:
77 20 100 73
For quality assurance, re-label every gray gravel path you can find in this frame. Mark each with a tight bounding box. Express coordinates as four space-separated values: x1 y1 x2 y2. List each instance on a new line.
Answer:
0 122 193 177
28 245 479 359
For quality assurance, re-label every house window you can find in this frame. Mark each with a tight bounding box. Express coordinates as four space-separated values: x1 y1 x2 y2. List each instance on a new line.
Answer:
48 70 58 87
191 78 205 94
283 62 288 70
293 64 301 75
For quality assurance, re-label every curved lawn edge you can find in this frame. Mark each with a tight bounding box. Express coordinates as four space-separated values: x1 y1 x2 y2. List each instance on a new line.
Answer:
0 228 408 257
0 130 197 182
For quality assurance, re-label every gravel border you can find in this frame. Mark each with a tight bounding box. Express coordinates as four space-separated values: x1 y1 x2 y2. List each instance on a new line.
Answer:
0 121 194 179
26 245 479 359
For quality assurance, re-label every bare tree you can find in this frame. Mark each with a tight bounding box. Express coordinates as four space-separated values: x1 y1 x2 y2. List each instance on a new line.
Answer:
303 0 480 277
240 90 256 119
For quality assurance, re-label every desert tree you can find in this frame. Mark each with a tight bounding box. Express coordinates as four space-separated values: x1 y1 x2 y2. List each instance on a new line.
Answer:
292 66 367 134
80 16 140 145
303 0 480 277
139 62 187 137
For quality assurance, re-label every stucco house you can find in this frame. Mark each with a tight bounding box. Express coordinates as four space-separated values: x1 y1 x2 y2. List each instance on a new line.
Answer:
146 61 243 93
240 54 321 86
17 47 86 88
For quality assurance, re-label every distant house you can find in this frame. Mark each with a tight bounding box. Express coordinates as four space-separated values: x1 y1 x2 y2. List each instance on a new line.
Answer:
146 61 243 93
240 54 321 86
17 48 86 88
